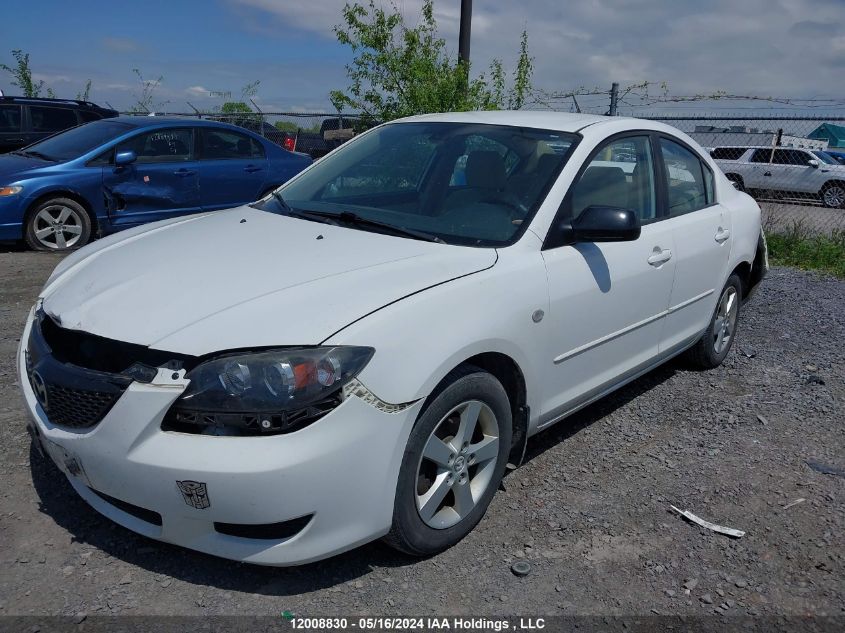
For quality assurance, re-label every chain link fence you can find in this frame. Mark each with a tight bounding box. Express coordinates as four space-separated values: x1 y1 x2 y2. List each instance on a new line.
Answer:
148 110 845 237
640 114 845 237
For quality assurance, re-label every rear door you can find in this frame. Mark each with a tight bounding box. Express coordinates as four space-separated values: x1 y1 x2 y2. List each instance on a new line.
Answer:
658 136 731 352
102 127 202 226
0 104 24 152
197 128 268 210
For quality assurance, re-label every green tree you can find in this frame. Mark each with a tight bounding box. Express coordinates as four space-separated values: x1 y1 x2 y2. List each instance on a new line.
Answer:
330 0 533 122
1 50 91 100
129 68 163 113
1 49 46 97
76 79 92 102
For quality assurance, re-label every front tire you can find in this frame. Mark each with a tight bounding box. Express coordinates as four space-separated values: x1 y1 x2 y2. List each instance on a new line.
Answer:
25 197 92 251
384 366 512 557
686 274 742 369
821 182 845 209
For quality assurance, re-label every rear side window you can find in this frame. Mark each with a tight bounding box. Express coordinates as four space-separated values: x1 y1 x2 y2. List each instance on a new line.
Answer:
0 105 22 132
660 138 712 216
711 147 748 160
750 149 773 163
30 106 79 132
200 129 265 159
771 149 812 166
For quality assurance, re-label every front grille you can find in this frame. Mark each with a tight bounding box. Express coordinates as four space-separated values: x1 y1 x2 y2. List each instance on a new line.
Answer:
45 383 121 428
27 311 133 430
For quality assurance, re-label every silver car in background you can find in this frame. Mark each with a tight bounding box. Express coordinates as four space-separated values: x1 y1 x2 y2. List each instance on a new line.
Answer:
710 146 845 208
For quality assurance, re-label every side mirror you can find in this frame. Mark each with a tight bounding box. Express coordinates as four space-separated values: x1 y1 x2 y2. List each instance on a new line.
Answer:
570 205 641 243
807 159 819 169
114 150 137 167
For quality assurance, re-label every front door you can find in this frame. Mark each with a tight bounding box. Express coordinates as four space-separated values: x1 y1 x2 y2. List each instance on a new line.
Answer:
539 134 676 424
197 128 268 210
657 136 732 352
102 127 201 226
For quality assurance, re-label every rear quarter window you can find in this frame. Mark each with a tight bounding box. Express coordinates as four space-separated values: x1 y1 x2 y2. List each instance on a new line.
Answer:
711 147 748 161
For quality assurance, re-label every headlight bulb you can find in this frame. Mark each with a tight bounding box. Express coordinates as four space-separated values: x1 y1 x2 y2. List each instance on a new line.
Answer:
316 356 341 387
264 362 295 399
219 361 251 395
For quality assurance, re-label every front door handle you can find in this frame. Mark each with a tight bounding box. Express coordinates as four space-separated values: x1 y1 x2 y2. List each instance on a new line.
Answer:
173 168 197 177
763 171 772 177
647 247 672 267
244 164 263 173
715 227 731 243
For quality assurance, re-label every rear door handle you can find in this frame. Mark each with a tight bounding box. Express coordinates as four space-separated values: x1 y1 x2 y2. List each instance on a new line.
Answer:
647 248 672 267
244 164 263 173
715 227 731 243
173 168 197 177
763 171 772 177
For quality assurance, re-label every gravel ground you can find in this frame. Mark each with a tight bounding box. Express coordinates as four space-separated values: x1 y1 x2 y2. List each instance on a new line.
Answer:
0 250 842 620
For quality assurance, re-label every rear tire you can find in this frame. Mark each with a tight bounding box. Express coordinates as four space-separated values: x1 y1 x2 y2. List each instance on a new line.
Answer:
383 365 512 557
25 197 92 252
686 274 742 369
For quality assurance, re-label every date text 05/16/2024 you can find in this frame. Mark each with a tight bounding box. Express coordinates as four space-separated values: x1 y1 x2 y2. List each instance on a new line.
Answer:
288 617 547 631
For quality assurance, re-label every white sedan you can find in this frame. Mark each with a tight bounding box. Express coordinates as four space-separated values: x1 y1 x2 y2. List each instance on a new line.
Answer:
19 111 767 565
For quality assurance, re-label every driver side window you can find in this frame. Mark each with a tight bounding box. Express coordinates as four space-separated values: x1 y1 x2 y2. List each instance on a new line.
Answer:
570 136 656 222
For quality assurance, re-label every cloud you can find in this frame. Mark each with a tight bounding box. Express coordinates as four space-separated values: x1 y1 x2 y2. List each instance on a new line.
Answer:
226 0 845 107
102 37 140 53
185 85 211 97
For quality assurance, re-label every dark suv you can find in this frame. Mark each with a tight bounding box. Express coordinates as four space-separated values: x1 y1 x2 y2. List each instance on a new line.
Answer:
0 97 118 153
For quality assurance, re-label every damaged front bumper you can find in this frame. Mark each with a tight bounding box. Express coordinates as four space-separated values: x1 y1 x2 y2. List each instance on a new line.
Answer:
18 306 421 565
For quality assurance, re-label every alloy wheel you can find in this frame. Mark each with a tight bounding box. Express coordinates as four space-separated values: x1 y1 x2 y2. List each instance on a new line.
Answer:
713 286 738 355
32 204 84 250
415 400 500 529
823 185 845 208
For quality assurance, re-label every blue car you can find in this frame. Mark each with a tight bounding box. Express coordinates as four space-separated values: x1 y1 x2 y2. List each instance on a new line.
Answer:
0 117 312 250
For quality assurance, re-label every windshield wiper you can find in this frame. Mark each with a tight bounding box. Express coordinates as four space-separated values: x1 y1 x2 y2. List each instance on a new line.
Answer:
299 209 445 243
12 150 55 161
269 192 341 226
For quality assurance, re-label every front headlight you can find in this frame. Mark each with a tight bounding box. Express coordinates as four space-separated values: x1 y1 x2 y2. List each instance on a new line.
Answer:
165 346 374 436
0 185 23 196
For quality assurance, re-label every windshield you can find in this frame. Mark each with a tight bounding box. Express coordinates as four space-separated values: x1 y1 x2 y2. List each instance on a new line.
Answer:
812 150 840 165
20 120 133 162
256 122 578 246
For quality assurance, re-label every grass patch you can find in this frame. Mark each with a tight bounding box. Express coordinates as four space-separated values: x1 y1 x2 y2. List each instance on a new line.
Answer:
766 226 845 278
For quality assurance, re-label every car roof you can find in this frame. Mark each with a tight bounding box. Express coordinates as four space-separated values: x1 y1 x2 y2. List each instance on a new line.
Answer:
0 95 116 112
394 110 612 133
111 115 264 133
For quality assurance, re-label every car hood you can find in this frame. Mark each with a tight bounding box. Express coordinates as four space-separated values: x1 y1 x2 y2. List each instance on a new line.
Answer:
0 154 54 180
41 207 497 356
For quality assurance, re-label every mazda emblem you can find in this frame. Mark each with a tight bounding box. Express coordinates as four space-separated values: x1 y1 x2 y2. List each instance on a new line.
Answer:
29 370 49 411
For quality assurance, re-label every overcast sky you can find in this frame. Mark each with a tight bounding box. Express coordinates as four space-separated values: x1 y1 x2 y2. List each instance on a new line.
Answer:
2 0 843 113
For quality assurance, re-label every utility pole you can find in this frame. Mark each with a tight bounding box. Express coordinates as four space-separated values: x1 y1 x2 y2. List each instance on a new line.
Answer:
458 0 472 67
609 82 619 116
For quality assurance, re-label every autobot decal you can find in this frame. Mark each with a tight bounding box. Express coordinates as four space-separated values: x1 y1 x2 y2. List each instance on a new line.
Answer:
176 480 211 509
